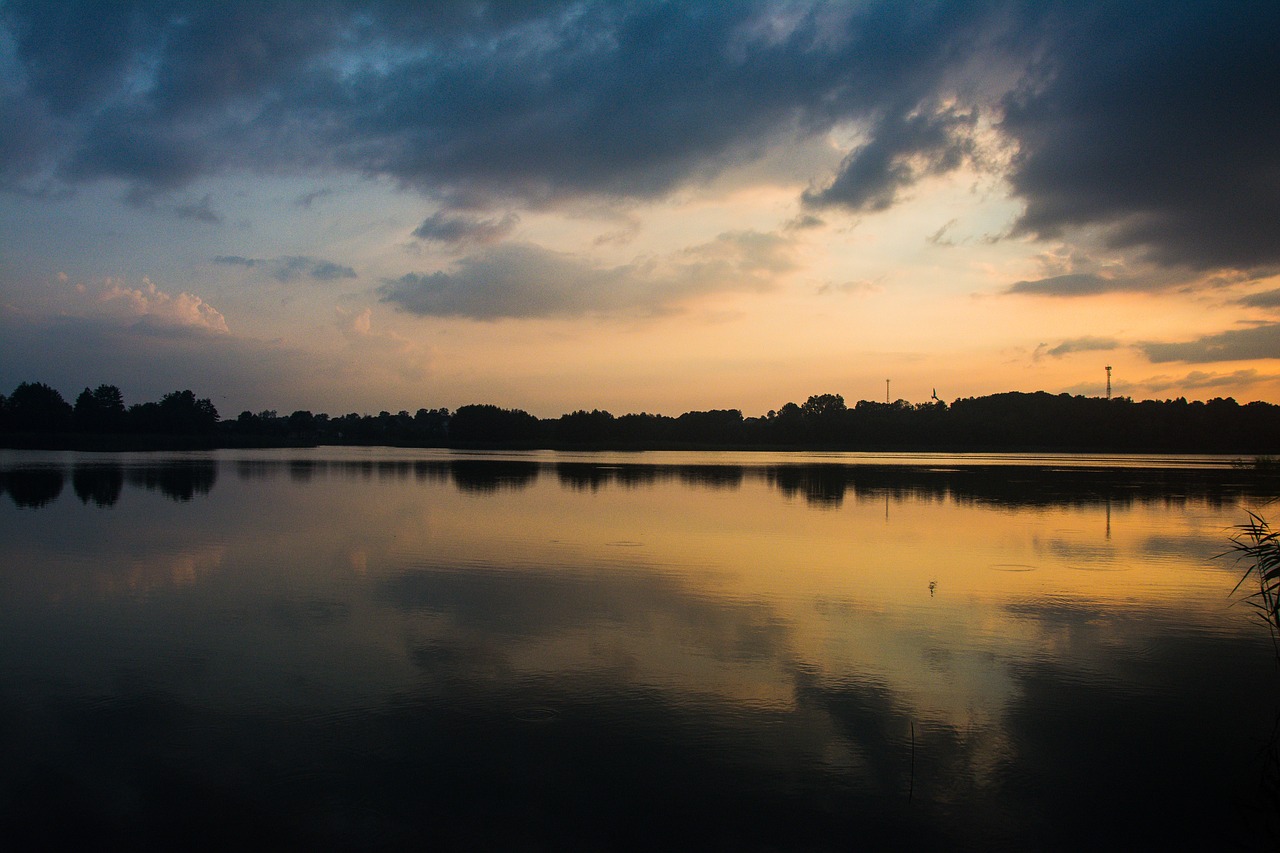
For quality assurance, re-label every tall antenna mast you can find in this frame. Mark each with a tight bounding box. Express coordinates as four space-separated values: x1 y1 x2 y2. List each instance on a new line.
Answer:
1105 365 1112 399
886 379 890 404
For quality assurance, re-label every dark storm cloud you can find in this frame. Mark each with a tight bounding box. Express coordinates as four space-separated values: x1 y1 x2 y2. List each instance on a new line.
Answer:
0 1 987 198
1140 324 1280 364
1000 3 1280 270
381 231 794 320
803 103 980 212
213 255 357 282
2 2 1277 271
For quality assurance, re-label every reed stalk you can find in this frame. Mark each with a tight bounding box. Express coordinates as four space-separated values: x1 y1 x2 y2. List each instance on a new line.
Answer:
1230 511 1280 659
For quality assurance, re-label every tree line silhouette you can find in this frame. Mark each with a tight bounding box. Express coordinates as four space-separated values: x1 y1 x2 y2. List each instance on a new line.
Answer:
3 381 1280 453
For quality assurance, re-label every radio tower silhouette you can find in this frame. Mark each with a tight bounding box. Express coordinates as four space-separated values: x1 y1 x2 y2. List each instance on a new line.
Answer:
1105 365 1112 399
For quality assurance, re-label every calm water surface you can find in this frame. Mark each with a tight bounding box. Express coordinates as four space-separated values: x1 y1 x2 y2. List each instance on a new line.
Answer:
2 448 1279 850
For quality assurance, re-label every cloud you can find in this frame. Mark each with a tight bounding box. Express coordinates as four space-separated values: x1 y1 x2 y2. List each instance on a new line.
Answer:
0 4 1014 207
0 300 429 415
816 279 881 297
1140 323 1280 364
381 230 795 320
1000 4 1280 270
1 1 1276 276
1036 336 1120 359
1239 289 1280 309
94 277 229 335
413 211 519 246
213 255 261 269
784 213 825 232
926 218 959 246
341 307 373 337
1007 273 1137 297
803 102 980 212
1142 369 1275 394
294 188 334 209
173 194 222 224
213 255 357 282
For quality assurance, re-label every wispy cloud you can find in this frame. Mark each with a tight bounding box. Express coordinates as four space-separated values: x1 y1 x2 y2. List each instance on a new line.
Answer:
213 255 356 283
1007 273 1137 297
1239 289 1280 309
381 230 795 320
1035 336 1121 359
413 211 520 246
1140 323 1280 364
1142 369 1275 394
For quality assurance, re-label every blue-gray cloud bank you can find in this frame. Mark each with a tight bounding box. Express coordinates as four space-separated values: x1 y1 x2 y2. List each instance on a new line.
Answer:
1 1 1277 273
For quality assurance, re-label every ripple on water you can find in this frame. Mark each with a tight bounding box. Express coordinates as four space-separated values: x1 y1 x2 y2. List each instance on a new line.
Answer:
1065 562 1129 572
513 707 559 723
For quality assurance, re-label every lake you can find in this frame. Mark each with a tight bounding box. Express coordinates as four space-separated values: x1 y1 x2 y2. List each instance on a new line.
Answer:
2 448 1279 850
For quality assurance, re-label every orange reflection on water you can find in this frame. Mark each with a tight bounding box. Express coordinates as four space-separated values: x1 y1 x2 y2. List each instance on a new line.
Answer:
365 467 1256 733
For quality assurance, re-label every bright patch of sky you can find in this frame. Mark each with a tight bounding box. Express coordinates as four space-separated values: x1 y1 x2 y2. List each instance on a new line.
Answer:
2 1 1278 416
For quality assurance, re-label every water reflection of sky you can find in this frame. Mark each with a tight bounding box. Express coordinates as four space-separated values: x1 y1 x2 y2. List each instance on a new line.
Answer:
1 449 1279 849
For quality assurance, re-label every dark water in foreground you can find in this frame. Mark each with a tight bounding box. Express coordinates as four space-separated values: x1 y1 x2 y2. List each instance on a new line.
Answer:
2 448 1279 850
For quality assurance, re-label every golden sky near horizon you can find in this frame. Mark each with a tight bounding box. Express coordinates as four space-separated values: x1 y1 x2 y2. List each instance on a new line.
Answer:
2 2 1278 417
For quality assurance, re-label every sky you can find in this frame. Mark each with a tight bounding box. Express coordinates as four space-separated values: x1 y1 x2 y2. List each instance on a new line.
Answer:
1 0 1278 419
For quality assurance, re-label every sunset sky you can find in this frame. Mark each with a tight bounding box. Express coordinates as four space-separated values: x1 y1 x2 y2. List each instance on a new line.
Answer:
2 1 1278 418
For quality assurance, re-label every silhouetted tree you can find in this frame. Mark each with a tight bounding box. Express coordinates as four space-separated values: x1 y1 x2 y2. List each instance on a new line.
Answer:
673 409 744 445
6 376 1280 452
800 393 848 443
288 410 316 438
801 393 847 419
450 404 540 445
6 382 73 433
412 407 450 444
159 390 219 434
556 409 616 445
73 384 127 432
615 412 675 445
